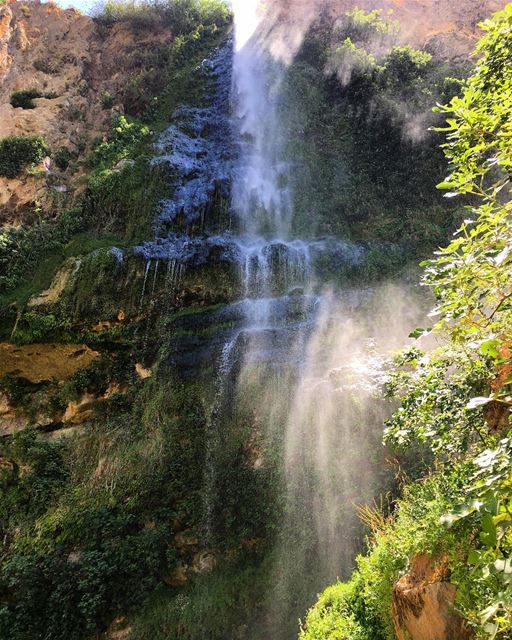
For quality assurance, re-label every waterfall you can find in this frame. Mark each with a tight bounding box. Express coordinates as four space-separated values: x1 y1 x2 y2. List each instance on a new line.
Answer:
227 4 427 637
133 3 426 636
232 0 292 238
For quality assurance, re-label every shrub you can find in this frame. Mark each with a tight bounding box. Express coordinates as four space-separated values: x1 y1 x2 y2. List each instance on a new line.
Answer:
53 147 73 171
10 89 43 109
33 58 59 74
0 136 47 178
94 0 230 34
99 91 115 109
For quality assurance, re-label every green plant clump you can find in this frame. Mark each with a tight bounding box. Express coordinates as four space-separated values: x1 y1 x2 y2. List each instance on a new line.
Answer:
0 136 47 178
10 89 43 109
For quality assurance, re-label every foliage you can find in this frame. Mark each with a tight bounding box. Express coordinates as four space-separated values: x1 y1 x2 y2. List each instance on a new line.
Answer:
0 208 83 298
94 0 230 33
424 5 512 349
303 5 512 640
387 6 512 636
99 90 114 109
0 136 47 178
0 429 68 529
300 468 476 640
342 8 399 43
53 147 73 171
88 116 150 169
384 346 491 454
10 89 43 110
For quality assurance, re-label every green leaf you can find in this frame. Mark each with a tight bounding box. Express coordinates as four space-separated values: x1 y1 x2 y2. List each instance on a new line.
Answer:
480 339 500 359
480 513 498 548
408 327 432 339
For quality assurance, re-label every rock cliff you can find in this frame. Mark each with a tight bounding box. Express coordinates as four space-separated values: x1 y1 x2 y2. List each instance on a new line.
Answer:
0 0 172 223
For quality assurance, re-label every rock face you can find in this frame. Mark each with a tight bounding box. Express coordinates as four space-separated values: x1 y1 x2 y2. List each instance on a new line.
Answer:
0 0 172 223
392 555 474 640
0 342 99 383
265 0 502 64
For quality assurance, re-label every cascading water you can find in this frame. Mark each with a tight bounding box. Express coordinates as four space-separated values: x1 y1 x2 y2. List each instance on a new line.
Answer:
226 5 427 637
134 3 425 637
231 0 292 238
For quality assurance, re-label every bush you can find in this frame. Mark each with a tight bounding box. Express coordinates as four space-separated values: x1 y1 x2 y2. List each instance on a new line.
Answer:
99 91 115 109
94 0 230 33
0 136 47 178
10 89 43 109
53 147 73 171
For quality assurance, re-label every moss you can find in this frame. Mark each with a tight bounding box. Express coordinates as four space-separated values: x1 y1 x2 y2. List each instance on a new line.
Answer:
130 556 272 640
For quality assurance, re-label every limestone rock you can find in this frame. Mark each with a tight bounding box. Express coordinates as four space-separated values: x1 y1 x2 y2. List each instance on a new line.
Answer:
192 551 217 574
104 617 132 640
62 393 96 424
135 363 152 380
0 343 99 383
392 555 474 640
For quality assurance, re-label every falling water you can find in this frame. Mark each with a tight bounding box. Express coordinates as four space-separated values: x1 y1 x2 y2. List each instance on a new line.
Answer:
133 2 428 636
226 4 428 637
138 260 152 311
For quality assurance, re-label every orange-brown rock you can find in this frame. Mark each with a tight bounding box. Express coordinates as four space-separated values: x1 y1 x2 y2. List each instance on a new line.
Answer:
135 363 152 380
62 392 96 424
0 342 99 383
0 391 26 435
392 555 474 640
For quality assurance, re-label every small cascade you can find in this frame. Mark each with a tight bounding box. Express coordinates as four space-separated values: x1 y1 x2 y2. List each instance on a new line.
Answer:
138 260 152 311
150 260 160 297
235 238 312 298
165 259 186 306
201 334 240 545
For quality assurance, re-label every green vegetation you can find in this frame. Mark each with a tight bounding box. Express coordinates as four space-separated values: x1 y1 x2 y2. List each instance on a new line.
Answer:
10 89 43 109
0 208 83 298
0 136 47 178
95 0 230 32
52 147 73 171
99 90 115 109
301 5 512 639
284 8 466 255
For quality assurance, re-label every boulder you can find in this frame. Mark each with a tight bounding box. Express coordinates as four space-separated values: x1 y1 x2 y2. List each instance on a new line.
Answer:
163 564 189 587
62 393 97 424
392 555 474 640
